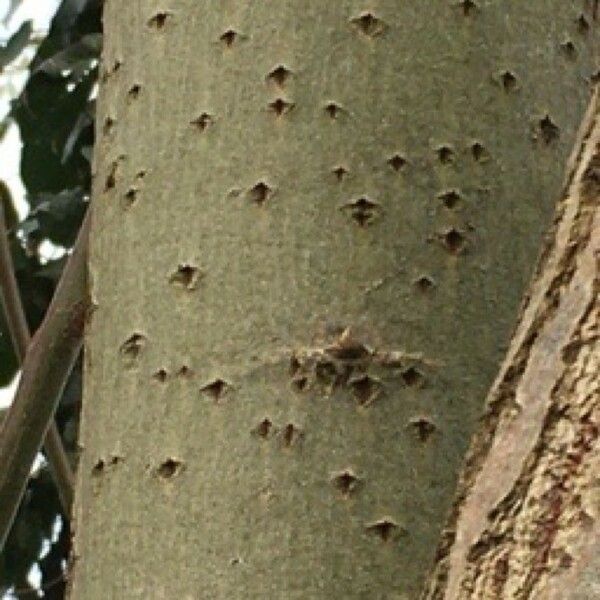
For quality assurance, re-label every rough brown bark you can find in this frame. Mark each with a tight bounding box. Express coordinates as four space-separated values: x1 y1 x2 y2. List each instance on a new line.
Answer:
423 87 600 599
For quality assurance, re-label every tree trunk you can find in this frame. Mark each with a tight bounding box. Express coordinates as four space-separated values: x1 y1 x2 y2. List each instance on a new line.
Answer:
69 2 598 598
423 87 599 600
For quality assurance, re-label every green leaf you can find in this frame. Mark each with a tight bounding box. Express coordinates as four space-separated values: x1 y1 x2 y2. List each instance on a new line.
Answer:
22 188 87 246
13 67 96 196
29 0 103 72
62 104 93 163
33 33 101 80
0 20 32 71
0 467 62 592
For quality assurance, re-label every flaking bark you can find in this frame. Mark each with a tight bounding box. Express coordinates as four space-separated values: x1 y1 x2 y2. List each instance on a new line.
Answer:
423 87 600 600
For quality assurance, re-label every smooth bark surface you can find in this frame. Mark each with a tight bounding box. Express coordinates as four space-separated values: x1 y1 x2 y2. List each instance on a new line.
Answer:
0 205 74 519
0 213 88 548
71 2 598 598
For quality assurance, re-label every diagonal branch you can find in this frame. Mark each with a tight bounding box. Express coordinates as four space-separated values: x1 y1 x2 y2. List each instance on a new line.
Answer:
0 203 74 517
422 88 600 599
0 208 90 549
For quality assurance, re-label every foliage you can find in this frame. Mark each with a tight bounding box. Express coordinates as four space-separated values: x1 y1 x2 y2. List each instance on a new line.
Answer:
0 0 100 596
0 20 32 74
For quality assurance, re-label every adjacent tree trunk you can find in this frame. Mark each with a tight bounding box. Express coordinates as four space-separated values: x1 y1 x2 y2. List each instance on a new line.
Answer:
423 87 599 600
69 2 598 598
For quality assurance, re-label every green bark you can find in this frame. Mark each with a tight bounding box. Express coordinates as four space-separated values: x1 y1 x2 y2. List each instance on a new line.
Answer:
70 2 598 598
